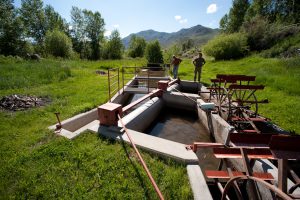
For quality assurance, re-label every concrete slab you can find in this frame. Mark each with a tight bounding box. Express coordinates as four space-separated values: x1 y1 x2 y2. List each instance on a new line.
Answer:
57 120 99 140
96 126 199 164
187 165 213 200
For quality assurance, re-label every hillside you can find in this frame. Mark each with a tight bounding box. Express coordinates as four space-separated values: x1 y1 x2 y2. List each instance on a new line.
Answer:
122 25 219 48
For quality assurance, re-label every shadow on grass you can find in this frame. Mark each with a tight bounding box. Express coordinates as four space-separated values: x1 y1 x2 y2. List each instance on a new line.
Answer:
119 137 152 199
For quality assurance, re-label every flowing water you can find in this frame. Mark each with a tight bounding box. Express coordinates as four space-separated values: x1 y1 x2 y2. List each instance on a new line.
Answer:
145 107 219 174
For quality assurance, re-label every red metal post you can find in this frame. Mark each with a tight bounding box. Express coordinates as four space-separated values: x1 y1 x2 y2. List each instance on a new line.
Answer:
118 114 164 200
108 69 111 102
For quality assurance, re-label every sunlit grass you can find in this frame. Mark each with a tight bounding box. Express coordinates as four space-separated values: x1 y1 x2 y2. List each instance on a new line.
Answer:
178 56 300 133
0 57 192 199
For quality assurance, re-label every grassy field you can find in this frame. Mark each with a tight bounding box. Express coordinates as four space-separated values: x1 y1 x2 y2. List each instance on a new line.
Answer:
179 56 300 133
0 55 299 198
0 57 192 199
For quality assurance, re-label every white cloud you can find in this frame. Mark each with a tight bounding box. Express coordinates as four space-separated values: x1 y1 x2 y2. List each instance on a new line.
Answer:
174 15 182 21
207 4 217 14
179 19 188 24
104 30 111 37
113 24 119 28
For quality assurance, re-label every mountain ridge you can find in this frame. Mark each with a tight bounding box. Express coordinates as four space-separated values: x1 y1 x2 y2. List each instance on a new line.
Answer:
122 25 219 48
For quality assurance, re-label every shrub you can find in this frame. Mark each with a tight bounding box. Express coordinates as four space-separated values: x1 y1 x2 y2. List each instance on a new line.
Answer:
163 44 181 63
261 32 300 58
203 33 249 60
45 30 73 58
242 16 300 51
127 35 147 58
145 40 163 63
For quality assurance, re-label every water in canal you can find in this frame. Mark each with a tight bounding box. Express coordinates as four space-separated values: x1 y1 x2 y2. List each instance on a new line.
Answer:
145 107 219 174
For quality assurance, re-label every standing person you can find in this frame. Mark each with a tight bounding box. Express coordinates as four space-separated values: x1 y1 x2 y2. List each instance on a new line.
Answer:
192 52 206 82
171 55 182 79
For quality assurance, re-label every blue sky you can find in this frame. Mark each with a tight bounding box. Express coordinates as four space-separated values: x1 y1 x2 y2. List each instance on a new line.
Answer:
14 0 232 38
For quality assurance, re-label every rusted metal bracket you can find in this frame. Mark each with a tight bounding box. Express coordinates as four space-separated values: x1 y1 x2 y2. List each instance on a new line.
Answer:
54 112 62 131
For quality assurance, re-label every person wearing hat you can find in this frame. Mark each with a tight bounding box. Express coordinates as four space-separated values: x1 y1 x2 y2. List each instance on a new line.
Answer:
192 52 206 82
171 55 182 79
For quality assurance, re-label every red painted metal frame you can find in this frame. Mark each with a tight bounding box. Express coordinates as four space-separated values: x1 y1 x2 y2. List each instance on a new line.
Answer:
231 117 268 122
230 133 275 146
168 78 179 86
186 142 224 152
213 147 274 159
221 176 293 200
229 84 265 90
269 135 300 159
205 170 274 180
216 74 256 82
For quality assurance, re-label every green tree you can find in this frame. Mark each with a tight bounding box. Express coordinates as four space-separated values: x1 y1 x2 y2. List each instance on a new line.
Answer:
70 7 105 60
145 40 163 63
220 0 250 33
70 6 85 56
220 14 229 33
20 0 45 44
128 35 147 58
83 10 105 60
0 0 25 56
45 30 73 58
247 0 300 24
44 5 67 34
181 39 193 51
108 30 123 59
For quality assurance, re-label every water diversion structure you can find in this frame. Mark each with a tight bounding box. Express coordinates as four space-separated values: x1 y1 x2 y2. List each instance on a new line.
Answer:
50 65 300 200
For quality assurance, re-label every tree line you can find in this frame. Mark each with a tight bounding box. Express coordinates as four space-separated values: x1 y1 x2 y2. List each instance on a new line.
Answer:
203 0 300 60
0 0 165 62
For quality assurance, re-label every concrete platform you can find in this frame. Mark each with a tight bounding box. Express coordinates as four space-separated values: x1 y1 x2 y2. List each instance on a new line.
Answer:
90 125 199 164
57 120 99 139
124 87 156 94
187 165 213 200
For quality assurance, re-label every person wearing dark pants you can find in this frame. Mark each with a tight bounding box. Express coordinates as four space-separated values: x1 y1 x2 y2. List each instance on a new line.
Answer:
192 52 206 82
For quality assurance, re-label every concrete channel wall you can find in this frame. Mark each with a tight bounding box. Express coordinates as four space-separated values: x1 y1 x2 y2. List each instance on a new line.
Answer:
197 97 300 199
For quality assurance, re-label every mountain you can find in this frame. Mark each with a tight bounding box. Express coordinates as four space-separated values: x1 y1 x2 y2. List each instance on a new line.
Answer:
122 25 219 49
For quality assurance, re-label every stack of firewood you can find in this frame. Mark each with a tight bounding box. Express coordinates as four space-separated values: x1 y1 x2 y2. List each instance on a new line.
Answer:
0 94 47 111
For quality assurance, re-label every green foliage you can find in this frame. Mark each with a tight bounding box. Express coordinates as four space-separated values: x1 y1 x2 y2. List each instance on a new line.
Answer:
145 40 163 63
0 57 192 199
45 30 73 58
20 0 46 44
244 0 300 24
128 35 147 58
70 7 105 60
242 16 300 51
203 33 249 60
163 44 181 63
0 0 26 56
70 6 85 55
181 39 194 51
0 56 71 89
176 56 300 133
83 10 105 60
220 0 300 44
44 5 67 34
220 0 249 33
102 30 123 59
261 32 300 58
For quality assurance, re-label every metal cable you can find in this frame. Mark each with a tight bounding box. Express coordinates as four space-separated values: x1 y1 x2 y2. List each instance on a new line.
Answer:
172 87 198 103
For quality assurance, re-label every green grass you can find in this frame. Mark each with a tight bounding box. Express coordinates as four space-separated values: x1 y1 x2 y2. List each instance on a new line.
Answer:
0 57 192 199
178 56 300 133
1 55 299 198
